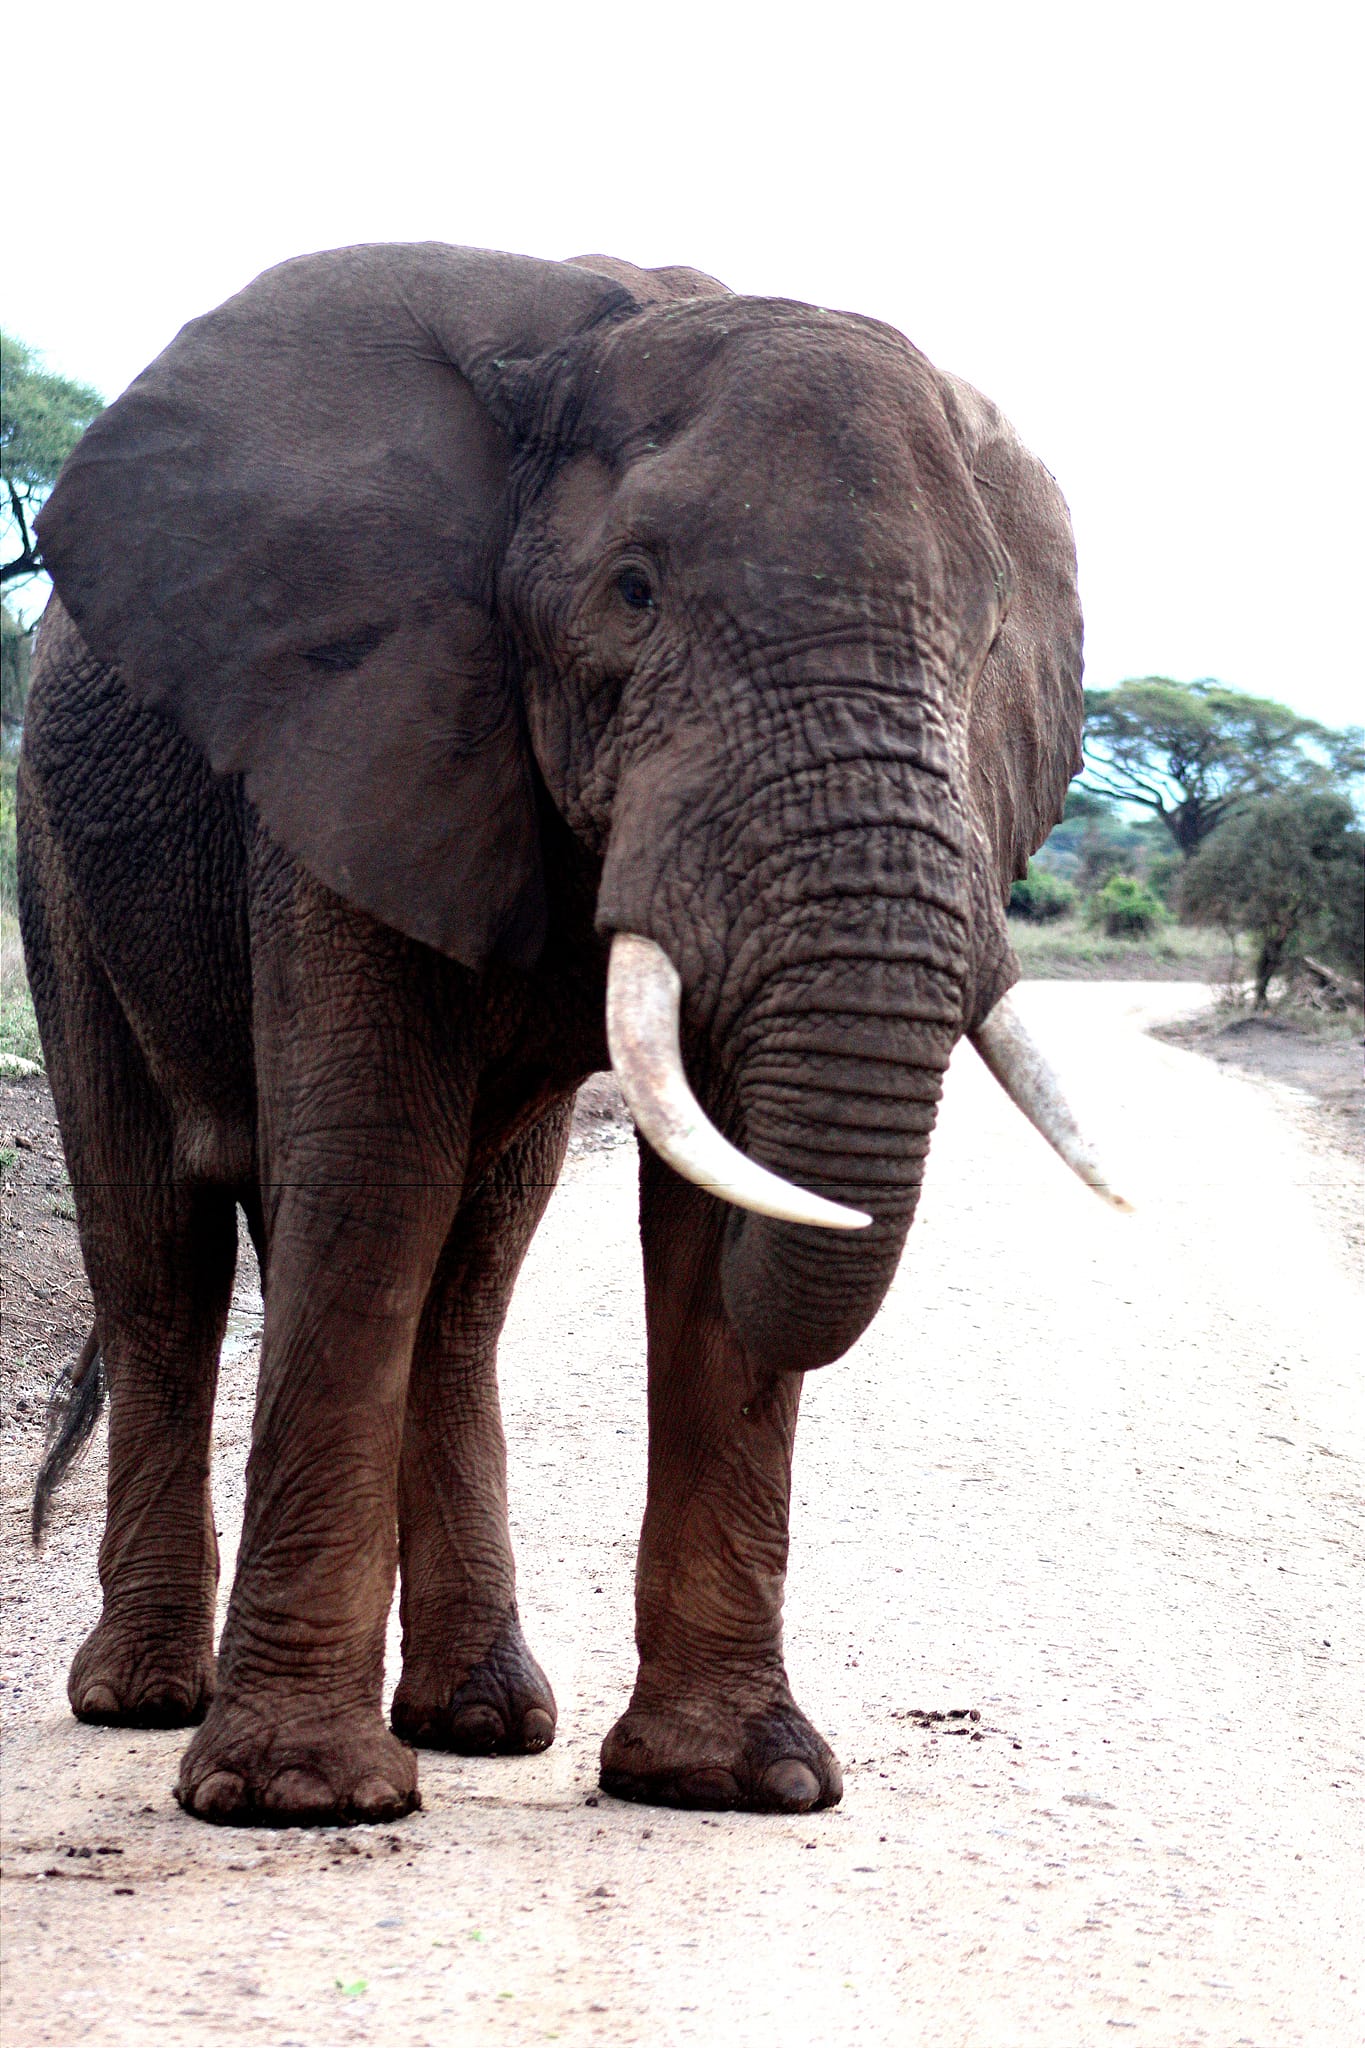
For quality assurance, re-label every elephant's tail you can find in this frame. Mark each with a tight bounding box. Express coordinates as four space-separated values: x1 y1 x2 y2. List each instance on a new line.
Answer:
31 1325 106 1546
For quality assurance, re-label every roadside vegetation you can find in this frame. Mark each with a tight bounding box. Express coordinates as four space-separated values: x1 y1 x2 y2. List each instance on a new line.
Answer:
1013 680 1363 1005
0 757 41 1067
2 332 105 1071
1009 915 1237 983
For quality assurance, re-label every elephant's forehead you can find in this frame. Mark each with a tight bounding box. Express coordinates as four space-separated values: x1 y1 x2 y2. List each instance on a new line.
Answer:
589 298 945 464
610 403 972 589
581 302 980 557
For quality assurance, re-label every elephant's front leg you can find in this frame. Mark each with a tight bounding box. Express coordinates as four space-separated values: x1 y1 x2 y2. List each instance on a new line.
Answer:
390 1103 573 1756
176 1167 455 1825
600 1151 843 1814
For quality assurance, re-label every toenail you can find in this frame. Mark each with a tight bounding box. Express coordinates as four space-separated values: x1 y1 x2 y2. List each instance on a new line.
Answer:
352 1776 404 1818
190 1770 245 1817
758 1759 821 1811
453 1705 503 1749
77 1684 121 1718
521 1708 555 1752
677 1768 741 1806
263 1767 334 1813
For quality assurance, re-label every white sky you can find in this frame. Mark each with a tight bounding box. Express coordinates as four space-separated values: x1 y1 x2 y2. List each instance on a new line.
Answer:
8 0 1361 728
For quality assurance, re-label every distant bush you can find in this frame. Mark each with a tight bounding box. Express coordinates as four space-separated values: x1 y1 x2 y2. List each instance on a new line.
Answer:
1009 862 1076 923
1086 873 1166 938
1180 789 1363 1006
1077 840 1128 891
1144 846 1182 907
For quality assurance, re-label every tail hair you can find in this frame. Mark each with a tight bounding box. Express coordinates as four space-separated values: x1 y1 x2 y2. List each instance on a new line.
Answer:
31 1326 106 1545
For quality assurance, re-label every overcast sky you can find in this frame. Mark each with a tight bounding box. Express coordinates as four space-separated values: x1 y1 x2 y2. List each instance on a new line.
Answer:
9 0 1359 727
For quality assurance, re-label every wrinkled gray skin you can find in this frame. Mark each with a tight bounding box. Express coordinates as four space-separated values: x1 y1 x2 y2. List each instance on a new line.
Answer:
20 244 1082 1825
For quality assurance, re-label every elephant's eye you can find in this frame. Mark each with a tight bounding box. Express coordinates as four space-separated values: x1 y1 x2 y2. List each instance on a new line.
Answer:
616 567 656 613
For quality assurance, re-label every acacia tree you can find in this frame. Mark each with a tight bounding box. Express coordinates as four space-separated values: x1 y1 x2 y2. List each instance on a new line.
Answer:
2 331 104 588
0 332 104 735
1082 676 1364 859
1179 789 1364 1005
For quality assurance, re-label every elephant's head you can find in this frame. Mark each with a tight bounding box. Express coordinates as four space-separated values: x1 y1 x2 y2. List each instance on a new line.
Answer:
37 242 1113 1375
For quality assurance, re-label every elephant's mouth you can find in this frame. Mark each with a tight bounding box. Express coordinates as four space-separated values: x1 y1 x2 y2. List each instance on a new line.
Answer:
606 931 1130 1223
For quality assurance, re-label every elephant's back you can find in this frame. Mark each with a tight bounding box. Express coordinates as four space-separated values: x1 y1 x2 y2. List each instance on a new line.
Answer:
19 597 255 1124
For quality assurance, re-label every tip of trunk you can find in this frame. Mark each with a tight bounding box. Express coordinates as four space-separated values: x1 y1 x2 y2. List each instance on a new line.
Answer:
721 1205 912 1374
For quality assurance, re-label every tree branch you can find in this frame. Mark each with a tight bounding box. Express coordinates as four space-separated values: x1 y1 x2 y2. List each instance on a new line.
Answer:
0 549 43 586
1 479 42 585
1081 752 1175 807
1079 769 1166 813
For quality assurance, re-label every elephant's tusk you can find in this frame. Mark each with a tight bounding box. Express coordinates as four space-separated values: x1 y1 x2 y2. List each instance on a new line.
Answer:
970 992 1133 1210
605 933 872 1231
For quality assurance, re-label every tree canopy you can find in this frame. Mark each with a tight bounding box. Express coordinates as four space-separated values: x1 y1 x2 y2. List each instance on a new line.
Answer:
1081 676 1364 858
1 330 104 594
1179 788 1364 1004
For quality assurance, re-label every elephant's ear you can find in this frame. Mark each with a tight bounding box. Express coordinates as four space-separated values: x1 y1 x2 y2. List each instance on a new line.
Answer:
35 243 636 969
937 371 1085 889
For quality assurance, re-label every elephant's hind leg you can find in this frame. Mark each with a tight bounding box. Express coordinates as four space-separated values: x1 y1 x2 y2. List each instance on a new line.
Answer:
391 1103 572 1756
25 824 234 1729
66 1174 235 1728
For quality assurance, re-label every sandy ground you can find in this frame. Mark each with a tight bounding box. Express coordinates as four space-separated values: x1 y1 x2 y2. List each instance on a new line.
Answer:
1 983 1361 2047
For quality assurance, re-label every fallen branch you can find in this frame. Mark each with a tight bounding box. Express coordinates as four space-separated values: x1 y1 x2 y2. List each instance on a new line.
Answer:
1297 955 1364 1011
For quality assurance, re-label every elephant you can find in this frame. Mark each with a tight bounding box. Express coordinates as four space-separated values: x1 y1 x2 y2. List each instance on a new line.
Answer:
19 241 1113 1827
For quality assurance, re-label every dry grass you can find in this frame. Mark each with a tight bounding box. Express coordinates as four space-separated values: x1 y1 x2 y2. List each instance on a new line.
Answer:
1010 917 1240 983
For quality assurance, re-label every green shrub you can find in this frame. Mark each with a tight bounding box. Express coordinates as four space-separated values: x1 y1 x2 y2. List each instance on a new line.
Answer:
1086 873 1166 939
1008 862 1076 923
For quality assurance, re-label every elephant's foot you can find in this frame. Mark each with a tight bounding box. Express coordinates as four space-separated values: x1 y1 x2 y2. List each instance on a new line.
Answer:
69 1613 215 1729
600 1684 843 1814
175 1696 420 1827
391 1607 557 1755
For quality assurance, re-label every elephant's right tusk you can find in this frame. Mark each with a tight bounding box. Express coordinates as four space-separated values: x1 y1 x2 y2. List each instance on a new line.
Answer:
971 991 1133 1210
605 933 872 1231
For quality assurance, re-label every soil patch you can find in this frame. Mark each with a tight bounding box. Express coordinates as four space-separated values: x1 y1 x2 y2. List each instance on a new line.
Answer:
565 1072 633 1157
0 1075 91 1437
1153 1011 1363 1149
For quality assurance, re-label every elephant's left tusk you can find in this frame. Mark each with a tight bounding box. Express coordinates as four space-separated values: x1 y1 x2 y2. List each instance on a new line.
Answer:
606 933 872 1230
971 991 1133 1210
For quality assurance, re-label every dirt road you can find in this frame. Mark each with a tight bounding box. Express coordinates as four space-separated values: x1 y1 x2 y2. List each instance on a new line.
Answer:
2 984 1361 2046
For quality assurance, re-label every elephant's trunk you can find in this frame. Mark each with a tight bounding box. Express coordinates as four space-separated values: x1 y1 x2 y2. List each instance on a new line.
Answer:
607 933 1129 1371
608 926 961 1372
718 1032 949 1372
